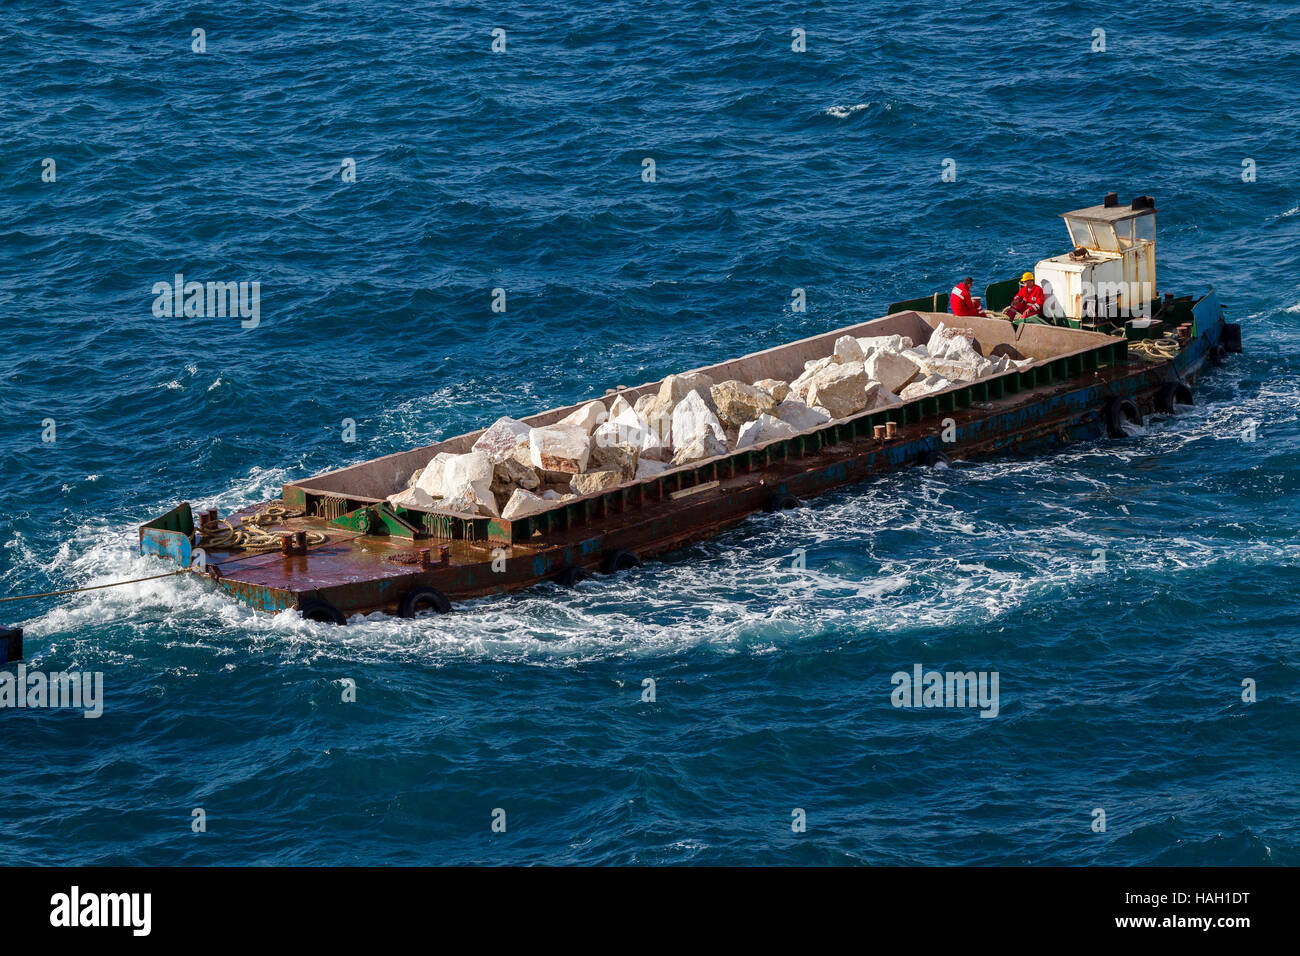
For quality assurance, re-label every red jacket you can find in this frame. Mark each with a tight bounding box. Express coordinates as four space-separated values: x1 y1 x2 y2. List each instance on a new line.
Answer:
1010 283 1045 316
950 283 980 316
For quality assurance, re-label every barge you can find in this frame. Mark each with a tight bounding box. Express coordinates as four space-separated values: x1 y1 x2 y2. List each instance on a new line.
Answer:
139 195 1242 623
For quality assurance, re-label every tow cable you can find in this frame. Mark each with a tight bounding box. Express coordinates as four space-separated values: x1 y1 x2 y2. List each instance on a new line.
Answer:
0 571 187 604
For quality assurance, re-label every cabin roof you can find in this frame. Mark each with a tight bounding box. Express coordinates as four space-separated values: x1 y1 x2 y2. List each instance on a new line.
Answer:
1063 203 1157 223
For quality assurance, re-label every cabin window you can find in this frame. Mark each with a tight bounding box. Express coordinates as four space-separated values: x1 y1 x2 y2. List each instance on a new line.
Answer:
1089 222 1121 252
1065 218 1092 249
1115 219 1135 249
1134 214 1155 242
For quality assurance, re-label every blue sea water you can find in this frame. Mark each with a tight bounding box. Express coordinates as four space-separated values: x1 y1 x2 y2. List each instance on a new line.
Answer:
1 0 1298 866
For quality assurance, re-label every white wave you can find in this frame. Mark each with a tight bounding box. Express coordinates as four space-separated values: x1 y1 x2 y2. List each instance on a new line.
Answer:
824 103 871 119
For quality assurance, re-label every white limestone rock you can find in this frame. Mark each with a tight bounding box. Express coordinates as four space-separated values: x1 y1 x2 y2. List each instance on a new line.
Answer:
659 371 716 408
735 413 798 449
387 485 435 510
774 399 831 431
900 373 952 400
608 394 637 423
590 438 639 480
864 347 920 394
558 400 609 435
671 389 725 448
789 356 835 402
413 454 449 499
870 386 903 410
927 323 984 364
472 416 532 462
856 334 913 354
710 379 778 428
807 361 872 419
670 433 727 466
633 393 658 418
436 490 482 515
491 455 541 495
414 451 497 516
594 413 670 463
632 393 676 453
529 423 591 474
635 458 669 479
753 378 790 403
570 468 625 496
436 450 499 516
916 356 991 384
833 334 865 364
501 488 550 521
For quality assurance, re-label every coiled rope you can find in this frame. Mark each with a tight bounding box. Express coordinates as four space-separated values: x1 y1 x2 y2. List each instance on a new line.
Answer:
197 505 326 552
1128 335 1181 361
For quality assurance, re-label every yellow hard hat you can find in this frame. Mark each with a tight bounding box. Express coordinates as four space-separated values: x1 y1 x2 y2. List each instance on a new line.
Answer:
1020 272 1035 283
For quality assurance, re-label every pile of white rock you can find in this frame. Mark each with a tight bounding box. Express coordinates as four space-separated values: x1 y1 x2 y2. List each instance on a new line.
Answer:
387 323 1033 521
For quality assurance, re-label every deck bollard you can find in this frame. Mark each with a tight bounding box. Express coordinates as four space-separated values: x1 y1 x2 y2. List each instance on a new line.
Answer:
418 548 432 568
885 422 898 439
280 531 308 556
438 545 450 566
873 425 886 442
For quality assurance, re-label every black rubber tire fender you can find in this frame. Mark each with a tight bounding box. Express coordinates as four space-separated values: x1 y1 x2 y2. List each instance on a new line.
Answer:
398 587 451 617
556 566 594 588
1155 382 1193 414
298 596 347 625
601 550 642 574
1105 397 1143 438
1209 343 1228 366
763 492 802 512
1222 323 1242 354
922 450 951 468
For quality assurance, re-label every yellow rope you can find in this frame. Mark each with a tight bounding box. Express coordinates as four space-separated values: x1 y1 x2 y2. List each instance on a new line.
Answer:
1129 335 1181 361
197 506 326 552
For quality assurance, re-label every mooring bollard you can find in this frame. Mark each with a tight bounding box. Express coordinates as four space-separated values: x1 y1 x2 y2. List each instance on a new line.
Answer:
280 531 308 556
873 425 886 442
0 627 23 665
885 422 898 439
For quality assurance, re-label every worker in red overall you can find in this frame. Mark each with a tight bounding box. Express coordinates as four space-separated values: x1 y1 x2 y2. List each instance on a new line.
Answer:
949 277 985 317
1006 272 1045 320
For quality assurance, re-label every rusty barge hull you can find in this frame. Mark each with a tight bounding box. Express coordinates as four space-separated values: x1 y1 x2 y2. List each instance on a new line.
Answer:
139 293 1234 621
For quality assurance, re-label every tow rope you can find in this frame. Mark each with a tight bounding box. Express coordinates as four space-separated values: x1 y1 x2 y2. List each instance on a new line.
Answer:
0 571 186 604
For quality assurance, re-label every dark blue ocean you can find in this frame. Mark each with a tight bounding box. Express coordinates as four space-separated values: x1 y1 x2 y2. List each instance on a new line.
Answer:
1 0 1297 866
